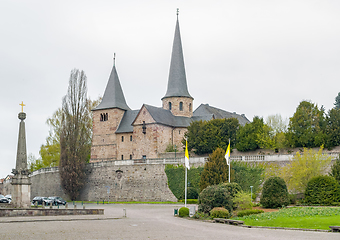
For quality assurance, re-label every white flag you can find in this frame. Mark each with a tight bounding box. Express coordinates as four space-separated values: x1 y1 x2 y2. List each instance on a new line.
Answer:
185 140 190 170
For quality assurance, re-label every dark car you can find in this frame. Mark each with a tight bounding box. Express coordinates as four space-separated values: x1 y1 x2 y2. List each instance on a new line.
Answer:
32 196 53 206
48 196 67 206
0 194 10 203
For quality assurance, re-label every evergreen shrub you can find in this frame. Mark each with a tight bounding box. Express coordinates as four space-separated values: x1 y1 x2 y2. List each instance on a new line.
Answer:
233 191 252 211
304 175 340 205
260 176 290 208
178 207 189 217
237 209 264 217
210 207 229 218
198 185 233 214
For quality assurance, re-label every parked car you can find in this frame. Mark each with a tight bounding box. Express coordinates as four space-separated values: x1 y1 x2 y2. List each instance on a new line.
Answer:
32 196 53 206
0 194 10 203
4 195 11 203
48 196 67 206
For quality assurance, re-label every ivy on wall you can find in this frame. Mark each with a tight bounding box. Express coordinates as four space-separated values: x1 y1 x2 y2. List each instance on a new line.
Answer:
165 165 204 200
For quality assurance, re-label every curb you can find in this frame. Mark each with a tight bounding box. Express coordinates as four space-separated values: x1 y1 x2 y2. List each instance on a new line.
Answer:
240 225 330 232
0 217 121 223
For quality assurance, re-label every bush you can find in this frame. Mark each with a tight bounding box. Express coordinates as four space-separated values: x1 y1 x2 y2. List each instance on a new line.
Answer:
219 182 242 199
178 199 198 204
198 185 233 214
210 207 229 219
289 193 297 205
233 191 252 211
187 187 199 199
178 207 189 217
304 175 340 205
237 209 264 217
260 177 290 208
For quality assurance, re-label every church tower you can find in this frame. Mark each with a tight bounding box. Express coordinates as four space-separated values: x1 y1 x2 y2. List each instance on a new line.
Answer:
162 10 193 118
91 58 130 162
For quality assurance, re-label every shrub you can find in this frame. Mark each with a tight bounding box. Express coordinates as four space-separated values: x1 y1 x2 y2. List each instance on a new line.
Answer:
330 156 340 185
198 185 233 214
210 207 229 218
219 182 242 199
178 207 189 217
260 177 290 208
187 187 199 199
304 175 340 205
233 191 252 211
178 199 198 204
237 209 264 217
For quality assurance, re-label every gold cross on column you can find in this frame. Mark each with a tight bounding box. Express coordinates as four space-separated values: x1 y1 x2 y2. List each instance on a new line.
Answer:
19 101 25 112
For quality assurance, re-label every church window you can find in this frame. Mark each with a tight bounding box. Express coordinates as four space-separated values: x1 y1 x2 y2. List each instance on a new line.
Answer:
100 113 108 121
100 114 103 121
142 155 146 159
130 135 132 141
121 155 124 160
189 103 192 112
179 102 183 111
142 121 146 134
105 113 108 121
169 102 172 110
121 136 124 142
130 154 132 160
179 130 181 134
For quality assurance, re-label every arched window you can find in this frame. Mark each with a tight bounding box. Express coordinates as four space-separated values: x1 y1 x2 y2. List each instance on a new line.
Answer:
169 102 172 110
130 135 132 141
121 136 124 142
179 102 183 111
130 154 132 160
121 155 124 160
189 103 192 112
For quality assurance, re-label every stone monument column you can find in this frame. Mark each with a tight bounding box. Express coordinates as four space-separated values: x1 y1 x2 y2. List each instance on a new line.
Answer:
11 102 31 208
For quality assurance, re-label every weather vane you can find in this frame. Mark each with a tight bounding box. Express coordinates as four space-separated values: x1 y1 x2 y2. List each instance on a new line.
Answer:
114 53 116 66
19 101 25 112
177 8 179 16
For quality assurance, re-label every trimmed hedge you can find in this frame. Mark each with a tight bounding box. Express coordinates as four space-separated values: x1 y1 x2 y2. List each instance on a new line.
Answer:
237 209 264 217
165 165 203 200
260 176 290 208
304 175 340 205
178 199 198 204
198 185 233 214
210 207 229 218
179 207 189 217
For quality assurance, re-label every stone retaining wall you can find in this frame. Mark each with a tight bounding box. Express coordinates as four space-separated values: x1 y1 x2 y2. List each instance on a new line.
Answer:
0 208 103 217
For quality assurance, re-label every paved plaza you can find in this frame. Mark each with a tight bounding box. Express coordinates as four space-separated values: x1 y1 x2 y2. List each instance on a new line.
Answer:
0 204 338 239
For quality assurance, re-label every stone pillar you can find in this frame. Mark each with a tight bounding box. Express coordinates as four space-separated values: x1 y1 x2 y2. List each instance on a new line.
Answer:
11 111 31 208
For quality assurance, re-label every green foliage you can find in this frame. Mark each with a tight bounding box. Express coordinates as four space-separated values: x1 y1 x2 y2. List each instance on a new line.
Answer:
210 207 229 218
219 182 242 199
325 108 340 149
198 185 233 214
282 147 332 193
184 118 239 155
236 116 266 152
178 199 198 204
59 69 91 200
200 148 229 191
334 92 340 109
260 177 290 208
178 207 189 217
165 165 203 200
233 191 252 211
165 144 176 152
304 175 340 205
237 209 264 217
330 156 340 185
232 161 265 194
286 101 326 148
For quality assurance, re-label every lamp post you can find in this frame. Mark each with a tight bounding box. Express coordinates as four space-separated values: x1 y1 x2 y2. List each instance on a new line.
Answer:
250 186 253 202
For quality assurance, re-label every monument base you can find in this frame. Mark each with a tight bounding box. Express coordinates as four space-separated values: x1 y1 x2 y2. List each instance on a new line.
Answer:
11 174 31 208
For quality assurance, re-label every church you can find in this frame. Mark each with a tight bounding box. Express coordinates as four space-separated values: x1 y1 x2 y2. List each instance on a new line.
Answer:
90 14 249 162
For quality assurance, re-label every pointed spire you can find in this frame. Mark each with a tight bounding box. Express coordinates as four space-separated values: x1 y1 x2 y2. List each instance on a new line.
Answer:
162 10 193 100
94 56 131 111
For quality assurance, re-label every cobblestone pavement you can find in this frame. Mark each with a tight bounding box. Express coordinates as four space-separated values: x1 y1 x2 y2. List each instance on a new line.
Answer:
0 204 338 240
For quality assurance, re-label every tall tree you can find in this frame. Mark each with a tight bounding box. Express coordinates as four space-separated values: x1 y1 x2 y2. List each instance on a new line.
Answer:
184 118 239 155
334 92 340 109
286 101 326 148
59 69 91 200
236 116 266 151
199 148 230 191
325 108 340 149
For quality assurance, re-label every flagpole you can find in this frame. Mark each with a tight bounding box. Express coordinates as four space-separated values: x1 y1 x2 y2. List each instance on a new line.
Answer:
185 166 187 208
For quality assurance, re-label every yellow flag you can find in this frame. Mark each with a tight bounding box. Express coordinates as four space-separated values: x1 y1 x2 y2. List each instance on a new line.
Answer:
225 142 230 165
185 140 190 170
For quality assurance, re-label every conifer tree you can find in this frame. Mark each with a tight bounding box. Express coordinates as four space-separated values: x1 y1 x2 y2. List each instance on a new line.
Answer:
199 148 229 191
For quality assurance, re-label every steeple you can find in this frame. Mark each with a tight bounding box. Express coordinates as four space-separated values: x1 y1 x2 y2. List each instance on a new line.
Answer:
94 56 131 111
162 10 193 100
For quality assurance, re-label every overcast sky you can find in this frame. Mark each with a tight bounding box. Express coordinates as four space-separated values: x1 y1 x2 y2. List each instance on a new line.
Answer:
1 0 340 178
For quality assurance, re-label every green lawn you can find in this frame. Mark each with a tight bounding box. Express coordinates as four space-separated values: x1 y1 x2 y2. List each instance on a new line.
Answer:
233 207 340 230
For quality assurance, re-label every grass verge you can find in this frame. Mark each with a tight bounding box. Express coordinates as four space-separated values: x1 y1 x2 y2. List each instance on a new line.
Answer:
233 207 340 230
